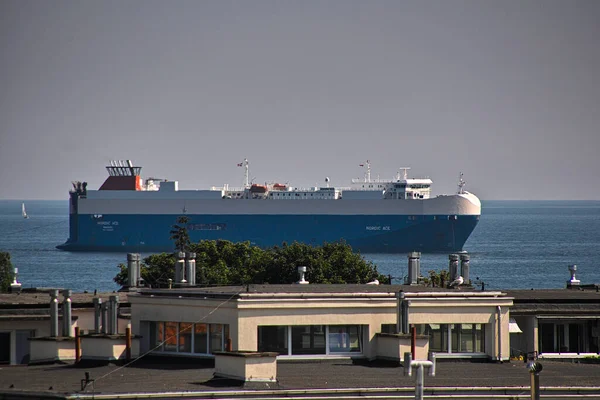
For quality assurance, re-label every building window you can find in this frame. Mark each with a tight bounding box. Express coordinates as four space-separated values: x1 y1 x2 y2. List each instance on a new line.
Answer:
147 321 228 355
258 325 363 356
539 321 596 353
258 326 288 354
292 325 326 355
420 323 485 353
179 323 193 353
452 324 484 353
164 322 178 352
194 323 208 354
210 324 223 353
329 325 361 353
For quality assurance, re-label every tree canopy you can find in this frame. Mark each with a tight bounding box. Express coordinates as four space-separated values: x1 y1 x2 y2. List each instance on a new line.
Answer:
114 240 389 287
169 216 191 253
0 251 14 292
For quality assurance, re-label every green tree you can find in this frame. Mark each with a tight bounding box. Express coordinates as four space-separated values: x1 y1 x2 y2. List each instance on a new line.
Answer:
114 252 177 288
113 240 389 287
0 251 14 292
422 269 450 288
170 216 191 253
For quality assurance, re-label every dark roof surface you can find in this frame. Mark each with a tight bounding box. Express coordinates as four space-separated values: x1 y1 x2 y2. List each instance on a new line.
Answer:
0 291 130 308
1 357 600 396
136 284 503 298
505 288 600 302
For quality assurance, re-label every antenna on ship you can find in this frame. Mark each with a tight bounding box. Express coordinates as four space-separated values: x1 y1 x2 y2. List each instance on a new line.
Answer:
457 172 466 194
359 160 371 182
398 167 411 180
238 158 250 188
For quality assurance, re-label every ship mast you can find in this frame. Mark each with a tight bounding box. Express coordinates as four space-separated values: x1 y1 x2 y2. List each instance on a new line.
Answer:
398 167 411 180
243 158 249 188
360 160 371 182
457 172 466 194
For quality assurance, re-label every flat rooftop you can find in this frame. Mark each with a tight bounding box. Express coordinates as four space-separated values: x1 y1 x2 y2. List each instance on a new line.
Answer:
1 357 600 398
132 284 506 300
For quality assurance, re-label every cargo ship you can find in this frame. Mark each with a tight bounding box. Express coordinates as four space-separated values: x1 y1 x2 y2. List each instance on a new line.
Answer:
56 160 481 253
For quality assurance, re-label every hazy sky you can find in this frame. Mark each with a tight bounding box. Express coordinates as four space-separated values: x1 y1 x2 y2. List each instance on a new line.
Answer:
1 0 599 200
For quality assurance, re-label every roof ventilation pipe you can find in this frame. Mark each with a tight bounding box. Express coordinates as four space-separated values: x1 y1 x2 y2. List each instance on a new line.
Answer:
10 267 21 293
460 253 470 285
127 253 141 289
108 295 119 335
567 264 580 288
62 290 72 337
175 252 186 285
396 291 409 334
185 252 196 286
49 289 59 337
93 297 102 333
407 252 420 285
297 266 309 284
448 254 459 283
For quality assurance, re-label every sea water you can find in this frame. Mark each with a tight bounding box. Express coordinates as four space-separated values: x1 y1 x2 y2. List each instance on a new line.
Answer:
1 200 599 292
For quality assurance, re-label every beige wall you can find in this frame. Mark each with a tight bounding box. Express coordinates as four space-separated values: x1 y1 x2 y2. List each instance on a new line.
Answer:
376 335 429 361
130 292 513 361
214 353 277 382
81 337 127 361
29 339 75 364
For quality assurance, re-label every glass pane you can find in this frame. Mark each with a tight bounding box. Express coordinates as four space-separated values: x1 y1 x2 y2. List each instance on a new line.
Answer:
452 323 474 352
329 325 361 353
164 322 178 352
540 323 555 353
149 322 158 351
224 324 230 350
194 323 208 354
475 324 485 352
210 324 223 353
291 325 326 355
427 323 449 353
179 323 193 353
258 326 288 354
155 322 164 351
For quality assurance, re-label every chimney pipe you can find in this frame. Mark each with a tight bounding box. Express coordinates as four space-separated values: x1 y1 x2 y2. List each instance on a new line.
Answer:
407 252 420 285
185 252 196 286
448 254 459 282
49 289 59 337
62 289 72 337
396 291 405 334
10 267 22 293
101 302 108 334
567 264 581 288
93 297 102 333
297 266 308 284
109 295 119 335
127 253 141 288
175 252 186 284
460 253 470 284
401 298 409 334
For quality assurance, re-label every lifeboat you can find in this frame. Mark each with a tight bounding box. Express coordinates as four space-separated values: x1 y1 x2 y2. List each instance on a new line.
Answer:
250 184 268 194
272 183 287 191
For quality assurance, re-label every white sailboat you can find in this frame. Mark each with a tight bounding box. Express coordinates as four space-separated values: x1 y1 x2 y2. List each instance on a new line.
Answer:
22 203 29 219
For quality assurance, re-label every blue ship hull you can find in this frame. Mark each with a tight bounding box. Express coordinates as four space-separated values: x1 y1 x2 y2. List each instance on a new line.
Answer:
57 213 479 253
